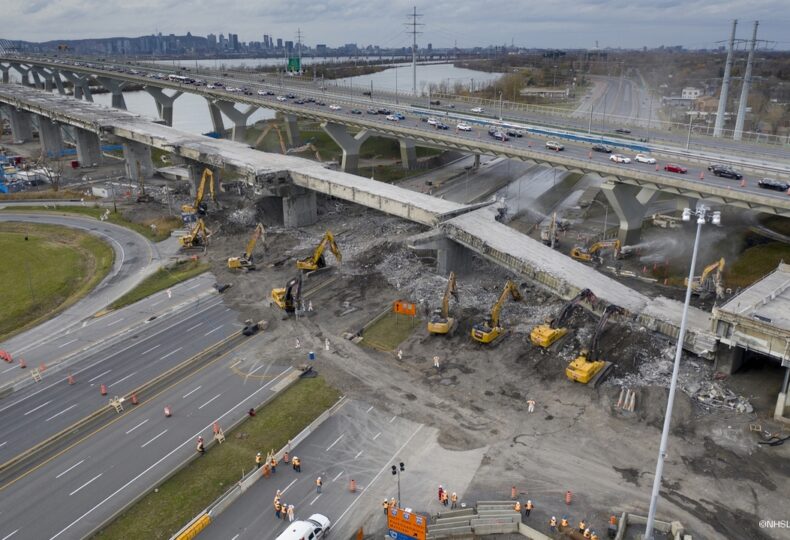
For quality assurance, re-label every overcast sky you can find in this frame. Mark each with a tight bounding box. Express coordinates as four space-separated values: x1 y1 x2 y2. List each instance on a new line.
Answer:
4 0 789 50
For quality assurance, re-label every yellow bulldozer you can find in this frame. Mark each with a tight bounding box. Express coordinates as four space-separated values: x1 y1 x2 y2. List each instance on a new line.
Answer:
566 304 624 386
228 223 265 271
181 168 217 224
296 230 341 272
530 288 597 348
427 271 459 335
471 280 522 344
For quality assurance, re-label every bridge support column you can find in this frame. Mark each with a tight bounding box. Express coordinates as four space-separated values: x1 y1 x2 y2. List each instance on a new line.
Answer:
122 140 154 180
74 128 102 167
714 345 743 375
62 72 93 101
97 77 128 110
144 86 183 126
7 107 33 142
283 190 317 228
50 70 66 95
600 181 657 245
214 100 257 142
182 159 221 199
37 116 64 157
283 114 302 147
0 64 9 84
206 98 225 136
10 64 31 86
321 122 369 174
473 153 481 170
31 69 45 90
409 231 472 275
399 139 417 170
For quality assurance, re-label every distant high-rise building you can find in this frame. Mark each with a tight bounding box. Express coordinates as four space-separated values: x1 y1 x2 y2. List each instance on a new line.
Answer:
229 33 239 50
277 38 283 49
427 43 432 51
285 41 294 52
263 34 270 48
316 44 327 54
218 33 227 48
207 33 217 49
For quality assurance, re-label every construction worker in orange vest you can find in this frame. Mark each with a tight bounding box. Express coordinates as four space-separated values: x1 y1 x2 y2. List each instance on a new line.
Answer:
451 492 458 509
274 500 282 519
514 500 521 513
283 451 289 463
270 455 277 473
591 532 599 540
584 528 592 539
524 499 534 517
255 452 263 468
292 456 301 472
390 497 397 509
560 516 569 528
549 516 557 532
383 499 389 514
196 436 205 455
579 520 587 533
441 490 448 506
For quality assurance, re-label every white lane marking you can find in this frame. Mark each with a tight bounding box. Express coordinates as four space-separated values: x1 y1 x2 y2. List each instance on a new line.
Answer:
326 434 344 452
1 365 17 375
186 322 203 331
0 441 6 448
231 536 239 540
332 471 343 482
87 369 112 383
334 425 424 530
373 432 381 441
24 400 53 416
141 344 160 355
365 405 374 413
140 429 168 448
197 394 222 410
106 317 125 327
354 450 363 459
310 494 321 505
108 371 137 388
389 416 396 423
58 338 78 349
150 300 163 307
281 478 297 494
125 419 149 435
248 364 264 376
187 283 202 290
48 366 292 540
160 347 184 360
1 529 19 540
182 386 202 399
55 459 85 479
45 404 78 422
205 324 224 336
69 473 102 496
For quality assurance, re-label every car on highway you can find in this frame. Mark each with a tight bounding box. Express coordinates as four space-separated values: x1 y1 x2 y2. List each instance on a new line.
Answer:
436 122 449 130
506 128 524 138
377 108 392 115
275 514 331 540
634 154 657 164
457 122 472 131
386 114 400 121
592 144 612 153
426 117 438 125
708 164 743 180
366 108 378 114
614 128 632 134
276 96 287 101
207 84 217 89
757 178 790 192
609 154 631 164
350 109 362 115
491 131 509 141
664 163 688 174
470 106 484 113
256 89 267 95
286 93 296 99
329 104 341 110
545 141 564 151
430 100 441 105
316 101 326 106
394 112 406 120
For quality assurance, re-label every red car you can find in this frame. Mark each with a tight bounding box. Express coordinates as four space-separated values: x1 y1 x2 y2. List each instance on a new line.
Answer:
664 163 688 174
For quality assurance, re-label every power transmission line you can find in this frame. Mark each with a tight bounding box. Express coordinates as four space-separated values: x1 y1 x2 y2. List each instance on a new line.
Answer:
404 6 423 95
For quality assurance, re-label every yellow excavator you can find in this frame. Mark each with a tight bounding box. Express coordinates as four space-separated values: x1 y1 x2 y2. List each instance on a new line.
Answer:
136 161 152 203
271 275 302 313
530 288 597 348
566 304 624 385
296 230 341 272
471 280 522 344
228 223 265 270
256 123 288 153
427 272 459 335
685 257 725 299
286 142 324 162
179 218 210 249
181 168 217 224
570 239 621 264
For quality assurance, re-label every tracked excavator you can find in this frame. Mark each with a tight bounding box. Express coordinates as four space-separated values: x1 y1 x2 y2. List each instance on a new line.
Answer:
566 304 624 385
685 257 725 299
179 218 210 249
136 161 152 203
427 272 459 335
271 275 302 313
471 280 522 344
530 288 597 348
256 123 288 153
228 223 265 270
296 230 341 272
570 239 621 264
181 168 217 224
286 142 324 162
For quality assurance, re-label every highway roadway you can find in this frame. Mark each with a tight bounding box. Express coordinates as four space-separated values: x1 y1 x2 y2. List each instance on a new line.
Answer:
0 294 240 468
0 333 294 540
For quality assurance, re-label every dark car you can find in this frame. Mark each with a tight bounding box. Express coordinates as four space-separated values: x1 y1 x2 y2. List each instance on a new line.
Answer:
430 100 441 105
436 122 449 130
350 109 362 115
366 108 378 114
664 163 688 174
286 93 296 99
315 101 326 106
708 164 743 180
306 97 315 102
592 144 612 153
505 128 523 137
294 99 305 104
363 91 372 96
377 108 392 115
757 178 789 192
614 128 631 134
491 131 509 141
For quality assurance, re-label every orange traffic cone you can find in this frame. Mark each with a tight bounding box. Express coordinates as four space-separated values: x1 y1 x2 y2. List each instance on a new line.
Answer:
699 172 704 180
39 363 47 372
131 393 138 405
67 373 75 385
164 405 172 417
349 479 357 493
565 490 572 505
100 384 108 396
19 359 27 369
655 164 660 171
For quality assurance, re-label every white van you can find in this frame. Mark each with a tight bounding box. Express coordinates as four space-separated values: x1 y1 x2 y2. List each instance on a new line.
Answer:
275 514 331 540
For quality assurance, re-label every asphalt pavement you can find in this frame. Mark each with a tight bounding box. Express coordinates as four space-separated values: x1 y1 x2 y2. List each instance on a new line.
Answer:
0 333 294 540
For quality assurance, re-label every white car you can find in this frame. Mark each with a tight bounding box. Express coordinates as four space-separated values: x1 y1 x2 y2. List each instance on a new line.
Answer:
257 89 267 95
206 84 216 89
470 107 484 113
634 154 657 164
457 122 472 131
386 114 399 121
427 117 438 125
329 104 341 110
276 96 287 101
610 154 632 164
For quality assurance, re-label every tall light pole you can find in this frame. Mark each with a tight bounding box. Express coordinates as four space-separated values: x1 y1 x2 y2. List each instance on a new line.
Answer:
588 104 594 135
498 91 503 121
644 205 721 539
391 462 405 506
686 113 694 150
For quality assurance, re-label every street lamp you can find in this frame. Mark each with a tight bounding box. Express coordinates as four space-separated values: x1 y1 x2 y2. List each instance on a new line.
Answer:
391 461 405 506
685 113 695 150
644 205 721 540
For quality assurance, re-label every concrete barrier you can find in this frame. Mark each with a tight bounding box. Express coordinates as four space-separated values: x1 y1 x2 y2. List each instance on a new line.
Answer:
517 522 552 540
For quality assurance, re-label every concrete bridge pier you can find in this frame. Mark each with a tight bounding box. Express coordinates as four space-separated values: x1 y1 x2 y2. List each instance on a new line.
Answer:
0 64 9 84
37 116 64 157
213 100 257 142
408 230 473 275
399 139 417 170
30 69 45 90
62 72 93 101
473 153 481 170
601 181 658 245
283 189 317 228
206 98 225 135
122 140 154 180
145 87 182 126
10 64 31 86
182 159 221 199
5 106 34 142
49 70 66 95
321 122 369 173
97 77 128 110
74 128 102 167
283 114 302 147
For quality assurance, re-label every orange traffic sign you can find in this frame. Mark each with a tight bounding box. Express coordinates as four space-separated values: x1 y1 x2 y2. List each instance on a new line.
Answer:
393 301 417 316
387 507 427 540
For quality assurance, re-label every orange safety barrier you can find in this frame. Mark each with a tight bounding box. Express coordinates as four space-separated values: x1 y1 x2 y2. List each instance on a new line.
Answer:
393 300 416 316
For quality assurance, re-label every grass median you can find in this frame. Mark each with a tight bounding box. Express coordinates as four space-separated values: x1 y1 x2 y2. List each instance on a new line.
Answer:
108 259 209 310
0 222 114 341
93 377 341 540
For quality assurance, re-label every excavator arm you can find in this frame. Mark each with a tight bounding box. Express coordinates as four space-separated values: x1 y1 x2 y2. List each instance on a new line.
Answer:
245 223 265 259
181 168 216 222
471 279 521 344
587 304 624 362
489 280 522 329
441 272 458 318
296 230 342 271
552 289 596 329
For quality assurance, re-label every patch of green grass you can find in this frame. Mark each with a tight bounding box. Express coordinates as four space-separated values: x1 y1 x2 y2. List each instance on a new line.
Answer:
0 222 114 341
93 377 341 540
759 215 790 237
109 260 209 310
362 311 420 351
370 165 426 184
0 189 97 200
727 242 790 288
0 205 182 242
